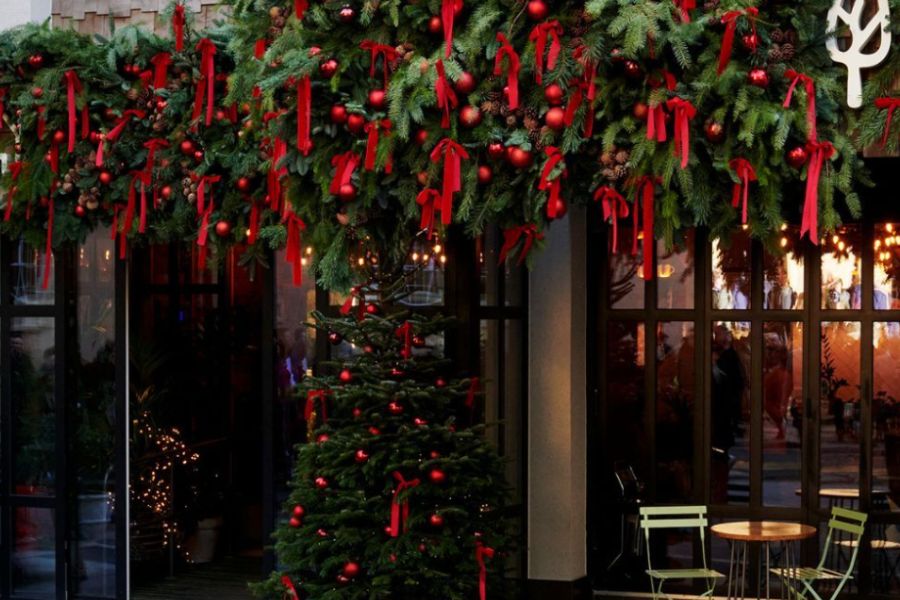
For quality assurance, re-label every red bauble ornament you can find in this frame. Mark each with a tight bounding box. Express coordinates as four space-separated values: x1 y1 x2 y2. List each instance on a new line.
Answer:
427 16 443 34
741 33 760 51
454 72 477 95
368 426 381 435
330 104 349 124
748 68 770 88
328 331 343 345
549 198 567 219
545 107 565 131
237 177 251 192
391 367 405 377
194 150 204 162
74 205 86 218
339 369 353 383
98 171 112 185
412 335 426 348
415 129 429 146
317 433 330 443
156 99 168 111
413 417 428 426
435 377 447 388
368 89 387 110
27 54 44 68
52 130 65 144
352 407 362 418
417 171 430 187
429 450 441 459
429 469 447 484
429 513 445 528
89 130 103 143
354 449 370 463
363 344 375 353
526 0 548 20
289 517 302 528
314 476 329 489
704 121 725 143
786 145 809 169
338 5 356 22
508 147 533 169
161 186 173 200
623 60 643 81
179 140 195 155
487 142 505 160
544 84 564 106
31 87 43 98
477 166 493 185
343 561 360 578
317 528 329 537
293 505 305 517
215 220 232 237
215 109 227 121
388 401 404 415
347 113 366 134
319 59 339 78
633 102 649 120
338 183 357 202
460 105 482 128
366 303 380 315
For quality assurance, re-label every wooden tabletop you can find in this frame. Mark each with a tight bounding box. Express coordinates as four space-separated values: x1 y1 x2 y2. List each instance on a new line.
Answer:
711 521 817 542
793 487 890 499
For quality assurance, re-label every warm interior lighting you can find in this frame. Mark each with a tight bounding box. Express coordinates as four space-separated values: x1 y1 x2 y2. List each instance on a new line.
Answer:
657 263 675 278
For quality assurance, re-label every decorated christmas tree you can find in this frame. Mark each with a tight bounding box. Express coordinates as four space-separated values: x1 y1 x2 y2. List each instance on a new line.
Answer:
257 272 515 599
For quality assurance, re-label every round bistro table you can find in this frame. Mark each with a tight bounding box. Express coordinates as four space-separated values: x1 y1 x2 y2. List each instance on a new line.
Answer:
712 521 817 600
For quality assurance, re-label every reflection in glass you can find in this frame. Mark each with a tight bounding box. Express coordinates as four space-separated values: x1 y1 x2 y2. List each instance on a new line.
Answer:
656 322 694 502
874 223 900 310
607 321 647 474
820 322 861 505
763 322 803 507
13 507 56 597
821 226 862 310
765 229 804 309
401 238 446 307
10 237 54 305
609 227 644 309
711 234 751 310
874 322 900 503
711 322 750 505
658 231 695 309
479 229 500 306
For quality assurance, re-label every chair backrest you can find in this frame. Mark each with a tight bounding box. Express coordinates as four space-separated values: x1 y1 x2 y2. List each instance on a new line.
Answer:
639 505 710 572
819 506 868 575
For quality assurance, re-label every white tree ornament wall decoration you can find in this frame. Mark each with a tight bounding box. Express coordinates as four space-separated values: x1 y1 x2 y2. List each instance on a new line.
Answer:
826 0 892 108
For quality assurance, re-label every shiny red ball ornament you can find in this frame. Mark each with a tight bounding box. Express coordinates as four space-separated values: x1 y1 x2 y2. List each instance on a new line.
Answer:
417 171 430 187
74 205 86 218
347 113 366 135
293 505 305 517
412 335 426 348
31 87 43 98
289 516 301 528
454 72 477 95
317 433 330 443
156 99 168 111
477 165 493 185
338 183 357 202
179 140 195 155
415 129 429 146
314 476 329 489
549 198 567 220
413 417 428 426
98 171 112 185
388 401 404 415
633 102 649 120
418 543 427 553
429 468 447 484
384 525 393 536
704 121 725 144
487 142 505 160
460 105 482 128
508 147 533 169
215 220 232 238
339 369 353 383
194 150 204 162
368 426 381 436
319 59 339 78
28 54 44 68
338 5 356 22
343 561 360 578
435 377 447 388
365 303 380 315
354 449 370 463
236 177 251 192
52 130 65 144
429 514 445 528
741 33 760 51
545 107 566 131
368 89 387 110
330 104 348 124
623 60 643 81
161 186 173 200
786 145 809 169
427 16 443 34
352 407 362 418
526 0 548 20
89 131 102 144
748 68 770 88
363 344 375 353
328 331 343 345
317 528 329 537
544 84 564 106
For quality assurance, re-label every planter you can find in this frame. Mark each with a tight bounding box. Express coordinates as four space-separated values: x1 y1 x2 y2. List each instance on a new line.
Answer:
185 516 223 564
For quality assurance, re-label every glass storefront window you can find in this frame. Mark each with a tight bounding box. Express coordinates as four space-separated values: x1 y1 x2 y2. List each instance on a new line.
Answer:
712 233 751 310
763 322 803 507
608 227 644 309
711 321 750 505
656 321 694 502
821 226 862 310
657 231 695 309
13 507 56 597
607 321 647 474
874 322 900 505
874 223 900 310
764 228 804 310
10 238 54 305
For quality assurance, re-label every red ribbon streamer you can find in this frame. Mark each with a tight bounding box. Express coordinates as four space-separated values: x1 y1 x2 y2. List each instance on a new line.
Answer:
294 0 308 20
36 106 45 141
499 224 543 265
417 188 441 239
96 109 145 167
305 390 329 422
143 138 169 207
595 185 628 252
430 138 469 225
284 212 307 286
194 174 221 217
466 376 480 408
339 287 366 320
494 34 520 110
296 75 312 155
128 171 152 234
42 191 55 290
801 141 835 245
631 176 658 280
674 0 696 22
875 97 900 147
539 146 566 219
435 60 458 129
248 202 260 245
718 8 758 75
666 97 696 169
196 201 213 269
396 321 413 359
151 53 172 90
280 575 298 599
359 41 398 88
329 151 361 195
646 103 667 143
193 39 217 127
63 70 83 153
254 39 267 60
172 5 186 52
442 0 462 57
48 140 60 175
390 472 420 537
529 20 563 85
4 162 24 222
475 541 496 600
269 136 288 212
784 70 817 143
728 158 757 225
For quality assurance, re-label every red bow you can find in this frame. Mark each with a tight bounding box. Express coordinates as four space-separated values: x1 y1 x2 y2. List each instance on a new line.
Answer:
340 287 366 320
296 76 312 155
539 147 566 219
294 0 308 20
150 52 172 90
673 0 696 22
802 141 835 245
875 97 900 148
284 212 307 286
129 170 152 234
630 176 659 280
364 120 392 172
595 186 628 252
666 97 696 169
718 8 758 75
494 34 520 110
728 158 757 225
193 39 217 127
646 103 667 143
359 41 398 88
435 60 458 129
529 20 563 85
63 70 83 153
280 575 298 599
784 70 817 143
390 472 420 537
4 161 24 222
430 138 469 225
96 109 146 167
396 321 413 359
172 5 186 52
475 541 496 600
417 189 441 239
329 151 361 195
499 224 543 265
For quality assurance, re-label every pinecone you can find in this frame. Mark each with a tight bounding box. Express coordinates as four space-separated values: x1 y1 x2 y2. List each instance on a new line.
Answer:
480 100 500 116
770 28 785 44
524 116 539 131
703 0 719 9
780 43 796 61
487 90 502 103
768 47 784 63
505 114 518 128
615 150 629 165
125 88 140 101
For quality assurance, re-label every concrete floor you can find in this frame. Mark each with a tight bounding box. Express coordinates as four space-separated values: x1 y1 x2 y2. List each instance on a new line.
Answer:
132 557 260 600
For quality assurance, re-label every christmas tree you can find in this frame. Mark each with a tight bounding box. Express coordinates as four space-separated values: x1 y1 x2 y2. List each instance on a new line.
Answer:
257 272 515 599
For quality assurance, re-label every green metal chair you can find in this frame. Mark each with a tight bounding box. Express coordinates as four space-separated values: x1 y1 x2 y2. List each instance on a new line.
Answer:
639 505 724 599
770 506 868 600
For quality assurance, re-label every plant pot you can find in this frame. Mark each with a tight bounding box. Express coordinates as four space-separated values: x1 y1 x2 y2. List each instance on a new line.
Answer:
185 516 223 564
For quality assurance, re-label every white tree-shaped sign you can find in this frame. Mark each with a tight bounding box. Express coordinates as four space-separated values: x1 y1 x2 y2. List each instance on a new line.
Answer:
827 0 892 108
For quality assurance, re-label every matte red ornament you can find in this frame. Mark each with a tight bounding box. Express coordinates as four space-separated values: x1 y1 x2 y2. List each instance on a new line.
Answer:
368 89 387 110
477 166 493 184
314 476 329 489
52 130 65 144
435 377 447 387
193 150 204 162
330 104 348 124
289 516 301 528
354 449 370 463
352 407 362 417
339 369 353 383
293 505 305 517
363 344 375 353
417 171 430 186
544 84 564 106
237 177 251 192
343 561 360 578
418 543 427 552
338 5 356 23
317 433 330 443
429 468 447 484
179 140 195 155
384 525 393 535
786 145 809 169
98 171 112 185
747 68 769 88
427 16 443 34
338 183 357 202
319 59 339 78
347 113 366 135
415 129 429 146
429 513 445 528
31 87 43 98
161 186 173 200
526 0 548 20
215 220 232 237
487 142 505 160
704 121 725 143
633 102 649 120
508 147 533 169
388 401 404 415
368 426 381 435
623 60 643 80
454 72 477 95
460 105 482 128
74 205 86 218
215 109 227 121
545 107 565 131
328 331 343 345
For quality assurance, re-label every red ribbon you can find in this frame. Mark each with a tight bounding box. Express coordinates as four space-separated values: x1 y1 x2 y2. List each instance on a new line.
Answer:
499 224 543 265
430 138 469 225
296 75 312 155
442 0 462 57
359 41 398 88
42 191 55 290
529 20 563 85
305 390 329 423
801 141 835 245
196 200 214 269
564 49 598 138
254 39 267 60
36 106 45 141
466 376 480 408
417 188 441 239
63 70 83 153
294 0 308 20
630 176 658 280
4 162 24 222
396 321 413 359
494 34 520 110
646 103 667 143
718 8 758 75
128 171 152 234
340 287 366 320
329 151 361 195
194 174 221 217
96 109 145 167
193 39 217 127
784 70 817 143
280 575 298 599
172 5 186 52
151 52 172 90
594 186 628 252
143 138 169 208
268 136 288 212
284 212 307 286
674 0 696 22
539 147 566 219
475 541 496 600
875 97 900 147
390 472 420 537
728 158 757 225
48 139 60 175
248 201 260 245
666 97 696 169
435 59 458 129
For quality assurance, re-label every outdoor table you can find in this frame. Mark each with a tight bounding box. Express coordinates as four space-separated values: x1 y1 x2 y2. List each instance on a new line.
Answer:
712 520 817 600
